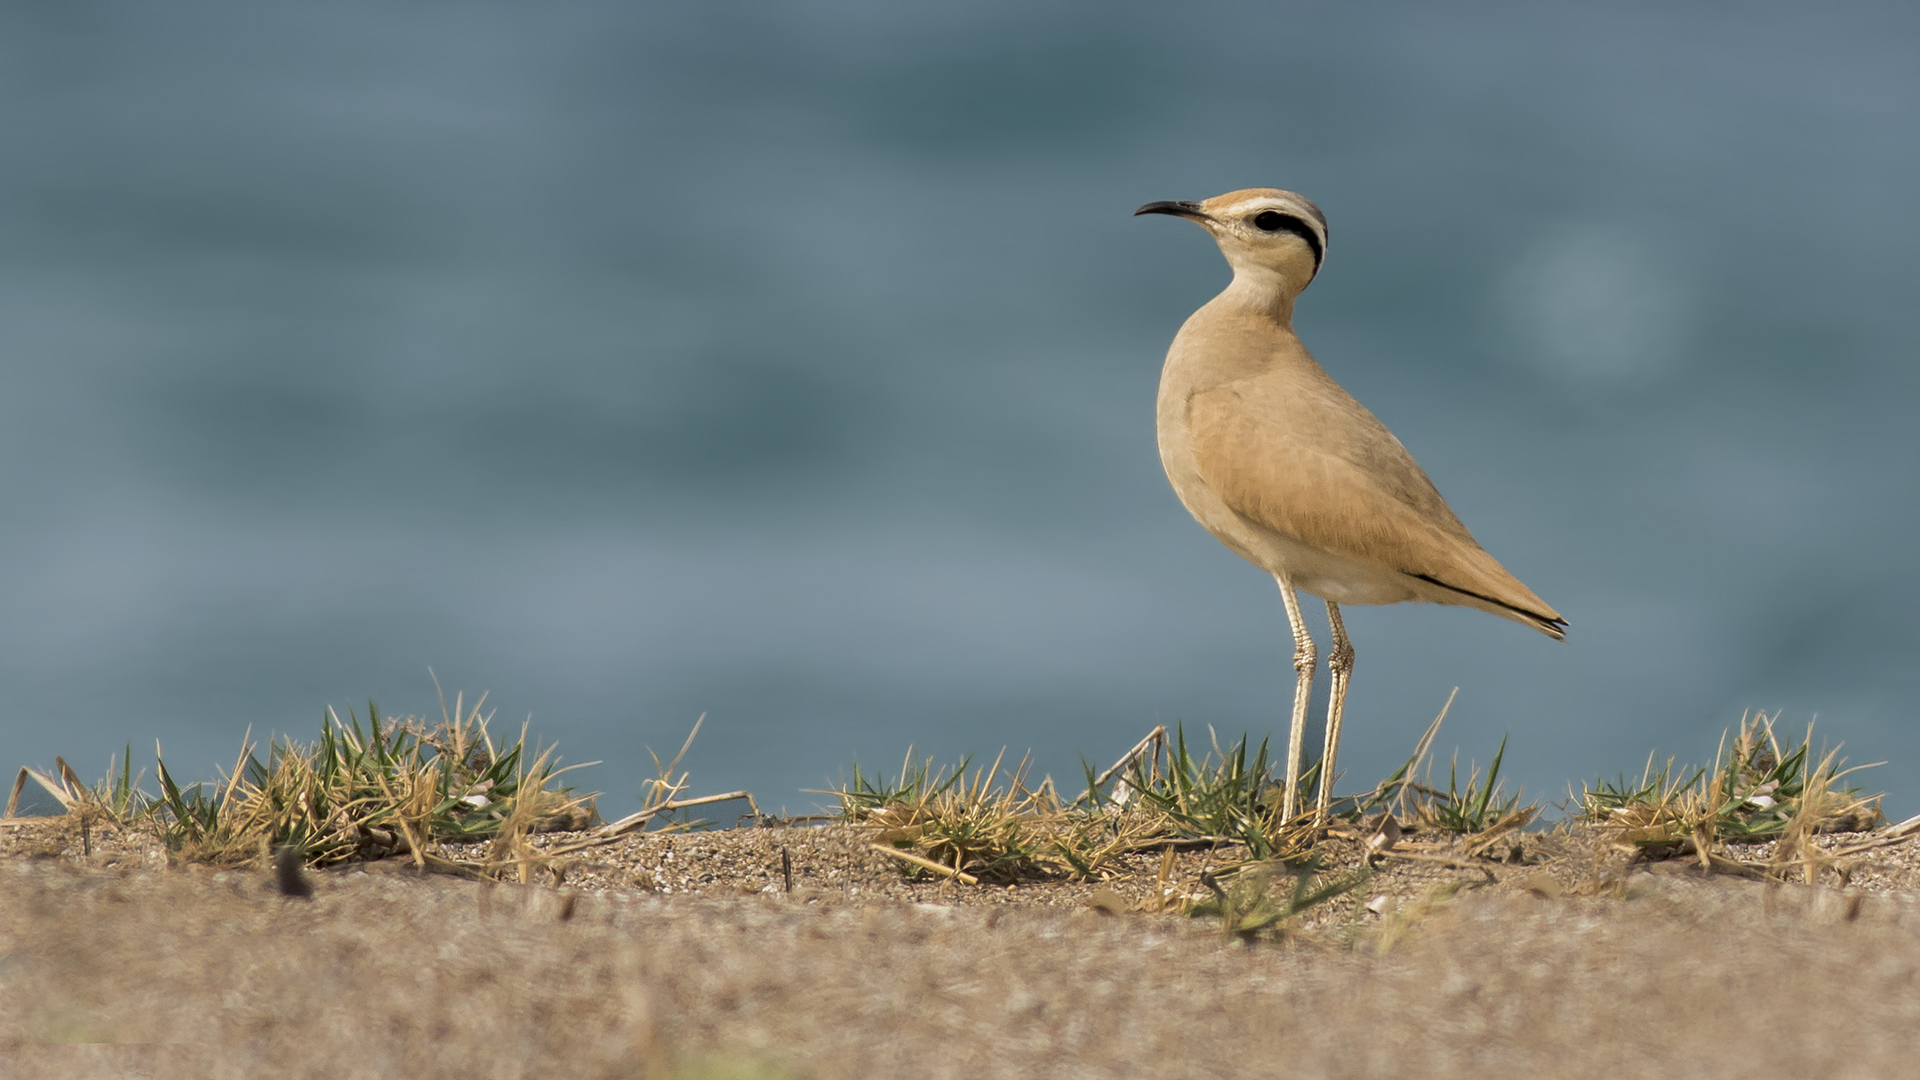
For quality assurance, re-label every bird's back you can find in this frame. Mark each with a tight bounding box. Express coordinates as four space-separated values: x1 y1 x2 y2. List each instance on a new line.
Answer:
1157 298 1565 637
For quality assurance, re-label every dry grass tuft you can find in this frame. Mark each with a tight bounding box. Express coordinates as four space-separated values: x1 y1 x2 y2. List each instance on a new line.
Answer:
9 697 762 886
1580 710 1882 878
7 688 608 878
1100 726 1320 864
149 691 596 868
851 751 1060 882
831 697 1546 916
831 750 1165 884
830 726 1350 918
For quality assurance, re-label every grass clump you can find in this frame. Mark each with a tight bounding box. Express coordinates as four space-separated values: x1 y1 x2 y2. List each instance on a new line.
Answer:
833 709 1528 897
842 751 1059 883
154 693 593 867
831 725 1329 894
832 729 1379 937
10 690 596 872
1096 727 1318 863
834 750 1163 884
12 700 760 883
1580 711 1882 877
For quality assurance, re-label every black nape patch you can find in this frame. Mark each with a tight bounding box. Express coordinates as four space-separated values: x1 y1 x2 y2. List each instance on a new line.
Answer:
1254 212 1323 269
1274 213 1320 265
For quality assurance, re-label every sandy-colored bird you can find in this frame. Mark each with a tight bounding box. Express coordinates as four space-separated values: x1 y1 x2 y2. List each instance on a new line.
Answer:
1136 188 1565 826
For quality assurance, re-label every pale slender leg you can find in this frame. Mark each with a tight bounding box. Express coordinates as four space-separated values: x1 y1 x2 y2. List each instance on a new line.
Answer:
1317 600 1355 825
1275 576 1317 822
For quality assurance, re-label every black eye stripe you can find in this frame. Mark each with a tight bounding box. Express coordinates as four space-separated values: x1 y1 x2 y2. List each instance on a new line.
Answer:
1250 210 1324 268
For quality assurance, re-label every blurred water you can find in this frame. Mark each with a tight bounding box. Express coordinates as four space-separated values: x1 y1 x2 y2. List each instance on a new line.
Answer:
3 1 1917 818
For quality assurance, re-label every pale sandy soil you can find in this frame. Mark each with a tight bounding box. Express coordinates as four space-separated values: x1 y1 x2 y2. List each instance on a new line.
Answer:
5 814 1920 1078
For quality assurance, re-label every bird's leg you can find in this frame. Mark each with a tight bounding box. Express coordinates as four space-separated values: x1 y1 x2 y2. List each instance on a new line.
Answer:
1275 576 1317 822
1317 600 1355 826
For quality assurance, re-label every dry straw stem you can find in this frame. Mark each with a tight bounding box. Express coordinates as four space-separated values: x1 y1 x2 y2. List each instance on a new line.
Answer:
1083 724 1168 806
871 843 980 885
1825 811 1920 860
502 716 760 877
8 758 89 818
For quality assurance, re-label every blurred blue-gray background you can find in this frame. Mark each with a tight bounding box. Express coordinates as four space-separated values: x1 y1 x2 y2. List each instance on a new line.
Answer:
3 2 1916 818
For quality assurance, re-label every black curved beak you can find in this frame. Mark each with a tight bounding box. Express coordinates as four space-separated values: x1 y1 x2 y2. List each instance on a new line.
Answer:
1134 200 1208 221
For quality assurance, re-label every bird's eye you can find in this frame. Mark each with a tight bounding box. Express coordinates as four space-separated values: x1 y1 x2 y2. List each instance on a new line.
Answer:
1253 211 1286 232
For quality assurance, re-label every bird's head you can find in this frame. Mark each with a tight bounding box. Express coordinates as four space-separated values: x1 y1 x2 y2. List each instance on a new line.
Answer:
1135 188 1328 301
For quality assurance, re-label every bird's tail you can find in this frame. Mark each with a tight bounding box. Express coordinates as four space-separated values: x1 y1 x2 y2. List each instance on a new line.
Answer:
1410 573 1567 641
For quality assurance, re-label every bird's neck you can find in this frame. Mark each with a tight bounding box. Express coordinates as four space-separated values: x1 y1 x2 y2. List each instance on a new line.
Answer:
1175 289 1313 392
1218 266 1301 325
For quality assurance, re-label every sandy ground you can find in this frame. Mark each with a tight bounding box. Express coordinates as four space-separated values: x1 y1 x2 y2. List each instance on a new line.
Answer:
5 814 1920 1078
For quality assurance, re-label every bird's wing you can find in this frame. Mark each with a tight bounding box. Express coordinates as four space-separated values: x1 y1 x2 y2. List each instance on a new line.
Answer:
1188 374 1564 629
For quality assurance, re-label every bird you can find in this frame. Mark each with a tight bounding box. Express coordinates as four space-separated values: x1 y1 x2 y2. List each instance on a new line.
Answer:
1135 188 1565 827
